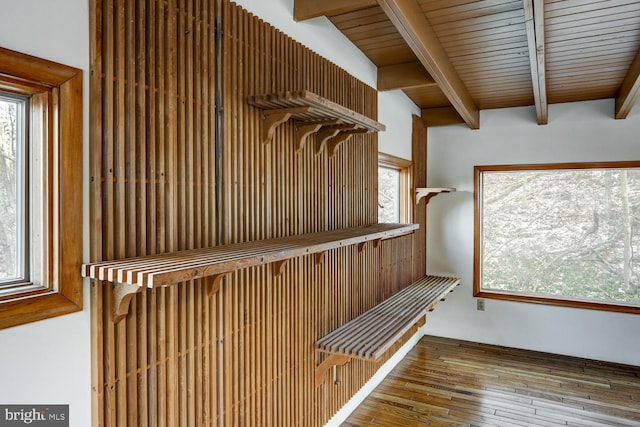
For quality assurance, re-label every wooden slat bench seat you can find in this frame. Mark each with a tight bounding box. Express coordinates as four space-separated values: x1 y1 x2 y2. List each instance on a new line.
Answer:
314 275 460 385
82 223 418 321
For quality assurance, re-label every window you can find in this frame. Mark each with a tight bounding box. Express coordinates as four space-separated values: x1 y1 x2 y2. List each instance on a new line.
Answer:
378 153 411 223
475 162 640 314
0 47 83 329
0 94 28 287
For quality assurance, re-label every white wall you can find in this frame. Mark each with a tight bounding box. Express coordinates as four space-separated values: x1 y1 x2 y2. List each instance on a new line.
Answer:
426 99 640 366
378 91 420 160
0 1 91 426
232 0 377 87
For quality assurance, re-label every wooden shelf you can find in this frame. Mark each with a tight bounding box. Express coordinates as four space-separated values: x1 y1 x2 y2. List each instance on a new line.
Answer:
247 90 385 156
314 275 460 386
83 223 417 321
415 187 456 204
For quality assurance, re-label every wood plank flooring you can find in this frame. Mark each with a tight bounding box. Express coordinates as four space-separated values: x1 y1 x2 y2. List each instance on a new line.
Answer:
343 335 640 426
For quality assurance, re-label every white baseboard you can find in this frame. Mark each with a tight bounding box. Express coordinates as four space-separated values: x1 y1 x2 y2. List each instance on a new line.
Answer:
323 325 426 427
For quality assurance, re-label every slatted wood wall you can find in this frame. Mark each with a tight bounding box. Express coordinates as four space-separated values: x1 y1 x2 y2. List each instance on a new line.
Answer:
412 114 428 281
90 0 421 425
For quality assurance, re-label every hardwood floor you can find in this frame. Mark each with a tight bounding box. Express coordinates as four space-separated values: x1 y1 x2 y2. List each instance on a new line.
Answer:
343 335 640 427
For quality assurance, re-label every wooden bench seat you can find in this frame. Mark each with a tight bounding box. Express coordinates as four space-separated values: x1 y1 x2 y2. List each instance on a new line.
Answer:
314 275 460 385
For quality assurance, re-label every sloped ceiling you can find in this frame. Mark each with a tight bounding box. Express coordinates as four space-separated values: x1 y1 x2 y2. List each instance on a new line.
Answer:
294 0 640 128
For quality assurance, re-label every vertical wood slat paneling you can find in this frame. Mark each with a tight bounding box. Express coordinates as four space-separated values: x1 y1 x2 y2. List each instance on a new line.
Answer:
91 0 420 425
412 115 428 281
89 0 105 424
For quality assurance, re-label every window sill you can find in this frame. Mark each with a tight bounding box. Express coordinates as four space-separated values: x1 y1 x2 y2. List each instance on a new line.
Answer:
0 291 82 328
474 290 640 315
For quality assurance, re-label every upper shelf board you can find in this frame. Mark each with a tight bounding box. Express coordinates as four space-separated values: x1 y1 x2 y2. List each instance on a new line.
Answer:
248 90 386 132
248 91 386 153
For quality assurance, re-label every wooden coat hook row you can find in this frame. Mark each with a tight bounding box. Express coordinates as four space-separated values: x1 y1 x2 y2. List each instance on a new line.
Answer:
260 111 372 156
261 107 312 143
264 116 371 157
325 128 370 157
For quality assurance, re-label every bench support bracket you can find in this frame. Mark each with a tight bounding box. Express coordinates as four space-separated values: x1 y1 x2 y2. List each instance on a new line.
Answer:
206 273 228 297
315 354 350 386
273 260 288 277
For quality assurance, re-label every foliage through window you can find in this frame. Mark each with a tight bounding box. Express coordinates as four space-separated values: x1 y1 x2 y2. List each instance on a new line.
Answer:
475 162 640 313
378 153 411 224
0 47 83 329
0 95 28 286
379 166 400 223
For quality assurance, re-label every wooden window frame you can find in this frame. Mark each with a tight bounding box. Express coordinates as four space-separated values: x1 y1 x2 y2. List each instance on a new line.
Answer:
474 161 640 314
0 93 29 287
378 152 412 223
0 47 83 329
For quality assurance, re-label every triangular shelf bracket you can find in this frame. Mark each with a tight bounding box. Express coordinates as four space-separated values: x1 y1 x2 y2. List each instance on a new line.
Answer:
415 187 456 205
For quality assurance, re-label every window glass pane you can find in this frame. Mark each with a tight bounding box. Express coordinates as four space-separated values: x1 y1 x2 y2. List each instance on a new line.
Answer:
479 167 640 307
0 96 25 284
378 166 401 223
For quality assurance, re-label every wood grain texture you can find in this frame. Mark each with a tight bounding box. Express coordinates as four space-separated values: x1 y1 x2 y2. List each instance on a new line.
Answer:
323 0 640 120
421 106 465 127
83 223 417 288
524 0 548 124
316 275 459 361
616 45 640 119
377 61 436 91
377 0 480 129
294 0 377 21
411 115 427 280
344 335 640 427
545 0 640 105
90 0 425 425
0 47 83 329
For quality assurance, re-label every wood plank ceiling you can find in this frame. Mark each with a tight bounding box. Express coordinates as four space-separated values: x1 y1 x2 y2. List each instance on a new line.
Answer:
294 0 640 128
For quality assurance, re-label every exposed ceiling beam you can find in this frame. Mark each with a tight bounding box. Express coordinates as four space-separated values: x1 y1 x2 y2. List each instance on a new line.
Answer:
615 47 640 119
376 0 479 129
294 0 377 21
422 107 465 127
378 61 436 91
523 0 548 125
